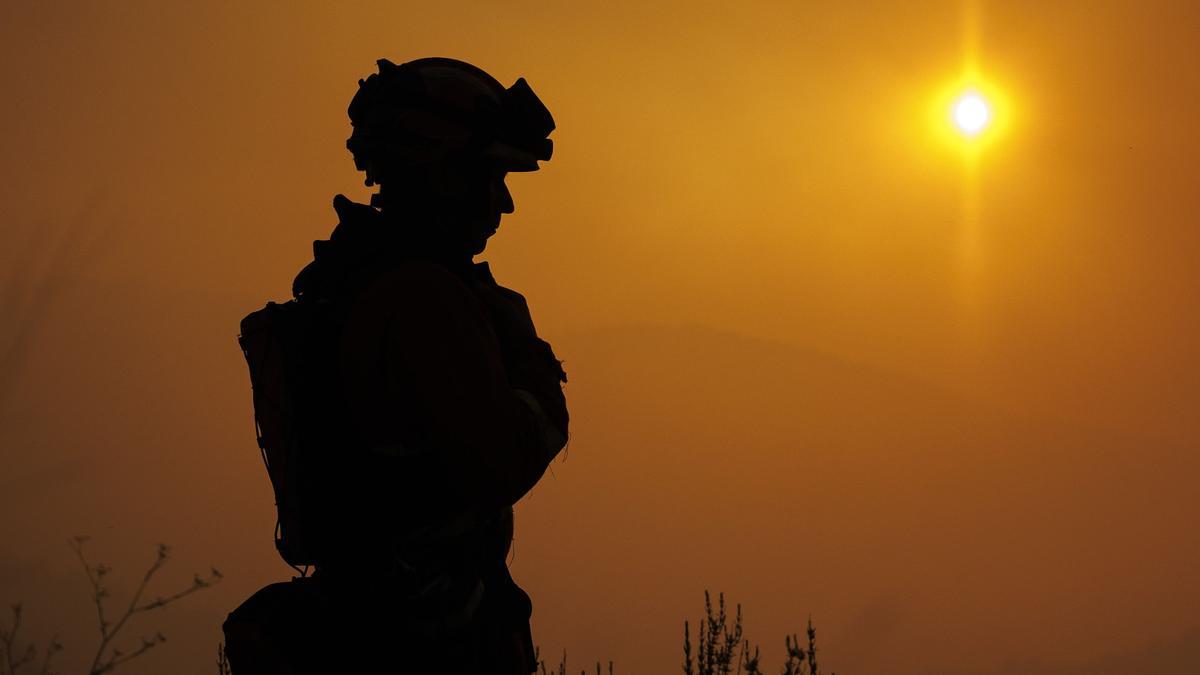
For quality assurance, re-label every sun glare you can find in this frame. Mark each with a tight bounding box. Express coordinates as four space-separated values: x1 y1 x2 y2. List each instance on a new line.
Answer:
927 76 1009 152
953 92 991 136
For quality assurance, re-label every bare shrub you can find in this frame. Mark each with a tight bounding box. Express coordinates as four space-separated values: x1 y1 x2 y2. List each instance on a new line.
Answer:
0 538 220 675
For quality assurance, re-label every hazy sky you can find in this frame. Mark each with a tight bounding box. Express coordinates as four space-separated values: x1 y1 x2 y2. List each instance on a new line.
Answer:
1 2 1197 674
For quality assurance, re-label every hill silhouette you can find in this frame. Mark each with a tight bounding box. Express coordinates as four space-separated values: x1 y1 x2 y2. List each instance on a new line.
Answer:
1 278 1196 675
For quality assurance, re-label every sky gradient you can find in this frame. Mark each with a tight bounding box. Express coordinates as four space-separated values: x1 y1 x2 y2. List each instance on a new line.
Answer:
1 2 1198 673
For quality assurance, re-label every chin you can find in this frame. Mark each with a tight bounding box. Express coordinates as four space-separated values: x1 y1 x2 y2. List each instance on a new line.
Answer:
473 223 501 254
469 233 492 256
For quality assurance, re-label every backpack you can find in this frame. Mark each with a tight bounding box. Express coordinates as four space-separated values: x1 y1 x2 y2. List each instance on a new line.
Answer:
238 297 346 570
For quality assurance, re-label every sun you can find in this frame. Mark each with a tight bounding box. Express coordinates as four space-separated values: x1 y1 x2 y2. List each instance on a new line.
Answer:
927 72 1010 153
952 92 991 136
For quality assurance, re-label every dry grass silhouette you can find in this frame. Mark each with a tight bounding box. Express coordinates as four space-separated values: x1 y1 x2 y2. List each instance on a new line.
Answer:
5 544 829 675
535 648 613 675
533 591 832 675
684 591 831 675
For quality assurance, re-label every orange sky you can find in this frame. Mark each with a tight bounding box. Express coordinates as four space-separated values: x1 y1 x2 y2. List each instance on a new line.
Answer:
1 2 1198 674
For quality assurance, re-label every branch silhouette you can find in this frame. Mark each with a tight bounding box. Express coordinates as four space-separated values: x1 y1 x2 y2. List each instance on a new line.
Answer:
0 604 62 675
65 536 222 675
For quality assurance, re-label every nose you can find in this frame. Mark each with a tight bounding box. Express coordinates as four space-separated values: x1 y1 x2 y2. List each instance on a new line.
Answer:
493 177 514 214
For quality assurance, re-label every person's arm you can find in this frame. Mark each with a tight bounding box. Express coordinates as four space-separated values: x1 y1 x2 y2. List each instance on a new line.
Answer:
470 277 569 446
362 262 565 509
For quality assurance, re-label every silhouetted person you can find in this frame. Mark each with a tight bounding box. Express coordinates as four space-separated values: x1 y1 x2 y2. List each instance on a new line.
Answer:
223 57 568 674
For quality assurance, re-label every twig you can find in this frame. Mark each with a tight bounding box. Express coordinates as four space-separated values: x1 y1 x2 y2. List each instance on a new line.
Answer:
68 537 221 675
0 605 61 675
216 643 230 675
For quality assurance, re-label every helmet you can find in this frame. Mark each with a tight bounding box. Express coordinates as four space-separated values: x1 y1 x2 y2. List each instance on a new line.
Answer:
346 57 555 188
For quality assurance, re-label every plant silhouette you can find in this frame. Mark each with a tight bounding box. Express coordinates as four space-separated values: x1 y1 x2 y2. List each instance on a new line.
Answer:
0 538 220 675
